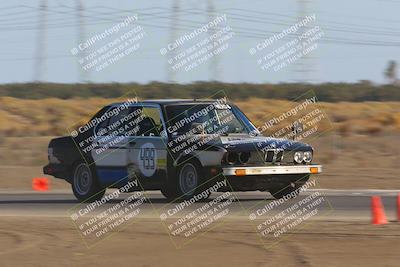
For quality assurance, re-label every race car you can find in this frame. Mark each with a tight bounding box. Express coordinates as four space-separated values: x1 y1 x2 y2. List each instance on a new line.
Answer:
43 99 322 202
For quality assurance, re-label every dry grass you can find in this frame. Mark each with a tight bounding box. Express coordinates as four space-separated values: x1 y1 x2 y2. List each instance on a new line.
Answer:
0 97 114 136
0 97 399 137
236 99 400 136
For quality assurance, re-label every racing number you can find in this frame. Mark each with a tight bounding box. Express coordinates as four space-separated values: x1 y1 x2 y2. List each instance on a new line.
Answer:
140 147 155 170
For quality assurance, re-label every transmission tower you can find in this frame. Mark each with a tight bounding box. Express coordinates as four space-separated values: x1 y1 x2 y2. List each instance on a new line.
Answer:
77 0 88 82
293 0 316 83
207 0 220 81
33 0 47 82
167 0 180 83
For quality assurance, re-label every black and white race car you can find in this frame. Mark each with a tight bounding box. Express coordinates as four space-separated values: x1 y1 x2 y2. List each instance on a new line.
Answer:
43 99 321 202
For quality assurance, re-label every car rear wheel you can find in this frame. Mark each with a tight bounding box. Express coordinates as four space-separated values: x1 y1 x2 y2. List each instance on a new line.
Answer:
72 162 105 202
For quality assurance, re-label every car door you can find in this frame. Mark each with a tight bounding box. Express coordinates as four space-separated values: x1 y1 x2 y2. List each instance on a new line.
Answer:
126 104 168 187
91 105 131 187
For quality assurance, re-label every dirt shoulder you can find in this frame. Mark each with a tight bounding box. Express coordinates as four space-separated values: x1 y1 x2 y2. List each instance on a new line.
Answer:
0 217 399 267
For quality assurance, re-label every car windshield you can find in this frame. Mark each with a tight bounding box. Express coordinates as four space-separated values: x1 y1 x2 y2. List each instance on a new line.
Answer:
165 103 258 135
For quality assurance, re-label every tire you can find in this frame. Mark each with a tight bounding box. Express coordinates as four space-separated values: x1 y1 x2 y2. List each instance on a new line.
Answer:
160 186 175 200
162 160 210 201
71 162 105 202
269 186 300 200
178 162 199 197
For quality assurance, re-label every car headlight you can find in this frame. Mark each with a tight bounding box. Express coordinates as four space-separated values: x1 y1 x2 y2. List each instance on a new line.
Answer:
303 151 313 163
225 152 238 165
294 151 304 164
238 152 250 164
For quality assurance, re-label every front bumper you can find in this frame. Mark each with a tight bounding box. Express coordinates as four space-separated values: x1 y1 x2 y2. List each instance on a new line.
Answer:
222 164 322 176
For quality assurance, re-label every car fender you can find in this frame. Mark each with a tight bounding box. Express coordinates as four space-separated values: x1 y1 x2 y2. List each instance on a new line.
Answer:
173 145 226 167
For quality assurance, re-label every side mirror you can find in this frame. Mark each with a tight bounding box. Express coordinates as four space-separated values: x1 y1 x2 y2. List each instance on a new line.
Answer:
191 123 205 134
249 129 260 137
291 121 303 140
160 130 167 138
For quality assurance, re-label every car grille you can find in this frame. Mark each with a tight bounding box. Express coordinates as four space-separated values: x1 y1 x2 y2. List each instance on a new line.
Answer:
276 150 284 162
224 150 294 166
265 150 274 162
264 149 284 164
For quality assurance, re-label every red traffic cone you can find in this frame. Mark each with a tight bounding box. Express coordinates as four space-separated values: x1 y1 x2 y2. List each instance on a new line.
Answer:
397 193 400 222
371 196 387 225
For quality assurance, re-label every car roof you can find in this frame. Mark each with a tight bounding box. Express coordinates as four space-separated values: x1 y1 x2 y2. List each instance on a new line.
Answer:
110 99 229 107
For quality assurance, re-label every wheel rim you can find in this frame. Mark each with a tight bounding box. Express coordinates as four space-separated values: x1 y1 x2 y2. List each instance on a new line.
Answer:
74 163 92 196
179 163 198 195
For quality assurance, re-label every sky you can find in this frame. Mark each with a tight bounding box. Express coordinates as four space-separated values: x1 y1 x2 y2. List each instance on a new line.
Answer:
0 0 400 84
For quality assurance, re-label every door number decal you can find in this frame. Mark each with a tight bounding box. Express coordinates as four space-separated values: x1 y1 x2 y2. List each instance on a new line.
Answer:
140 147 155 170
138 143 157 177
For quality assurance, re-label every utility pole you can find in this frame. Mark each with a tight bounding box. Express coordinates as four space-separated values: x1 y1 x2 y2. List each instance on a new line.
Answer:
33 0 47 82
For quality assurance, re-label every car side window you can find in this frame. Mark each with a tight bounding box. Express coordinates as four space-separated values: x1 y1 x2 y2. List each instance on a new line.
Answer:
95 119 109 136
136 107 162 137
94 105 164 137
92 107 110 136
94 106 130 136
108 108 129 132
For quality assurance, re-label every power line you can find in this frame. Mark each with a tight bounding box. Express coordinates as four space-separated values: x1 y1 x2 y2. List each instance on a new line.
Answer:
1 5 400 48
2 5 400 39
2 3 400 67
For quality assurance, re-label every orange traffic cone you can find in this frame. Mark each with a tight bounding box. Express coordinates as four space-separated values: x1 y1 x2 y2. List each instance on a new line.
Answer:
397 193 400 222
371 196 387 225
32 177 49 191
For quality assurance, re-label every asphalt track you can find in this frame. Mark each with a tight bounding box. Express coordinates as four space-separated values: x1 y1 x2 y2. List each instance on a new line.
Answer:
0 189 399 221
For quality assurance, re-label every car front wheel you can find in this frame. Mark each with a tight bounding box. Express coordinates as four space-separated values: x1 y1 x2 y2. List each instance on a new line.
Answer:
163 160 211 201
269 186 300 199
178 162 199 197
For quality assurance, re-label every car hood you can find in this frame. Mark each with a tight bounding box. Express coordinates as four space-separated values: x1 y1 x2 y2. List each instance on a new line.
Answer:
208 134 312 152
